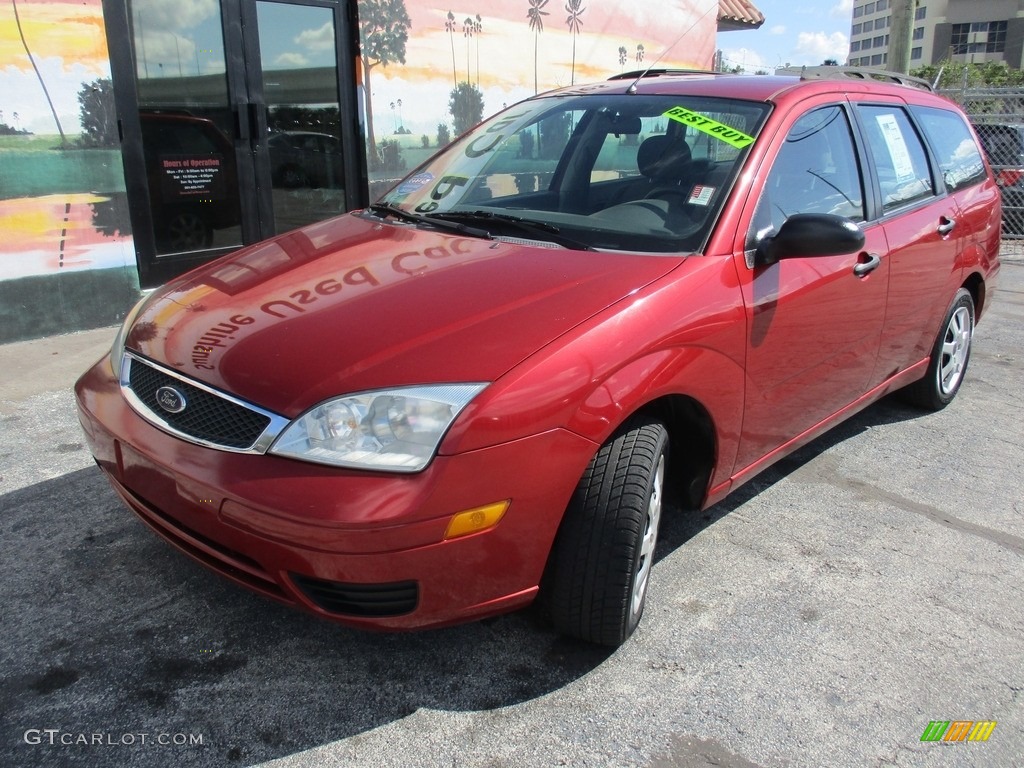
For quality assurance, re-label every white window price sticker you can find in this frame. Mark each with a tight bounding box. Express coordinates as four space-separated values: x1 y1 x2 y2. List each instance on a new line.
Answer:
875 113 916 183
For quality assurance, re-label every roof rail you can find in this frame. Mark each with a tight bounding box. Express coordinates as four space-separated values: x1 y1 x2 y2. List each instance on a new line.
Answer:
608 68 721 81
778 65 933 92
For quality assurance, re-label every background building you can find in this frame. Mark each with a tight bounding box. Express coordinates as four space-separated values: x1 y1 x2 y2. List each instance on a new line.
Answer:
1 0 769 344
848 0 1024 69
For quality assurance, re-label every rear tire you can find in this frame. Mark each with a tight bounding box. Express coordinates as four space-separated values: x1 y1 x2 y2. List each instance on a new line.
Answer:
544 415 669 647
901 287 975 411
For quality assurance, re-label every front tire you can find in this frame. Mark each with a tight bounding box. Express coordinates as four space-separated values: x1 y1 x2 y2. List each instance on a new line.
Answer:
901 287 975 411
544 416 669 647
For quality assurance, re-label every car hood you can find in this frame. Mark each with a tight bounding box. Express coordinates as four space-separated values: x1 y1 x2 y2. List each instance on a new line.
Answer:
126 213 682 416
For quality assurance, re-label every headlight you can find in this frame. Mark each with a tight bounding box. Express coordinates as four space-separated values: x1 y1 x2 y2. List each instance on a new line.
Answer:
269 384 486 472
110 295 150 381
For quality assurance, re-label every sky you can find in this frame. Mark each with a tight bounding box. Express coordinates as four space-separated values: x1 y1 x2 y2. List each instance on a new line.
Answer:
718 0 855 73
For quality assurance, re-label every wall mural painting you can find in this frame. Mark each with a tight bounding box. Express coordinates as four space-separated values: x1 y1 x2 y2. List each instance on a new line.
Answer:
0 0 135 281
0 0 718 282
357 0 718 195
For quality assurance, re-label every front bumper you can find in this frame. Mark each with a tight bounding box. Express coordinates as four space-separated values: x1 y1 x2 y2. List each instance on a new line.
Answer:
75 356 597 630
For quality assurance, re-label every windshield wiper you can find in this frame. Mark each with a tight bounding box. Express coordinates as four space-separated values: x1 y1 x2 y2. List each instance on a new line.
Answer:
427 210 595 251
367 203 491 240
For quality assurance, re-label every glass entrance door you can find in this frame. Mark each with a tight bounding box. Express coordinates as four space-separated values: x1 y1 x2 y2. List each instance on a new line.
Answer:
131 0 243 259
254 1 348 233
117 0 362 287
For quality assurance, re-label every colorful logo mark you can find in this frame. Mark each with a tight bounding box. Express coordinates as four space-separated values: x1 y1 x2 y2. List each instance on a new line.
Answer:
921 720 997 743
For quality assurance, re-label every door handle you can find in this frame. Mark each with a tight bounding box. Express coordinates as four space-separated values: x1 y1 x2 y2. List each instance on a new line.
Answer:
853 252 881 277
937 217 956 236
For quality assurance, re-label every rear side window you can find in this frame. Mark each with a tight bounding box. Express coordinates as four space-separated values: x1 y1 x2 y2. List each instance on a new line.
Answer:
912 106 987 192
857 105 934 213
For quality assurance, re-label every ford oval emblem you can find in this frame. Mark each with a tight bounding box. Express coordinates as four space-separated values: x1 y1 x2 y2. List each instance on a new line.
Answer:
155 385 187 414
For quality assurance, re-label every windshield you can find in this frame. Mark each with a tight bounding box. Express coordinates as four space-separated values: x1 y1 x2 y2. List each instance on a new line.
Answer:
377 93 769 253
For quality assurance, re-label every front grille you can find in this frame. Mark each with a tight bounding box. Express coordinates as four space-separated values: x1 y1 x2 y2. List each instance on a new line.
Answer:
290 573 419 617
126 356 272 450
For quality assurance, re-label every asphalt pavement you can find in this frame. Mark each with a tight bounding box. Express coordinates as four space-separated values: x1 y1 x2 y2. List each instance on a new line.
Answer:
1 261 1022 768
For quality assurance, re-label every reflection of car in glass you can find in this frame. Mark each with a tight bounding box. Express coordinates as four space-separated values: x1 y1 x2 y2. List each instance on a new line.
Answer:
268 131 344 189
140 112 241 252
79 70 1000 648
974 122 1024 234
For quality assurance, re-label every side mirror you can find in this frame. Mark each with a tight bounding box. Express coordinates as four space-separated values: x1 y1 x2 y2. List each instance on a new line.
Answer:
755 213 865 267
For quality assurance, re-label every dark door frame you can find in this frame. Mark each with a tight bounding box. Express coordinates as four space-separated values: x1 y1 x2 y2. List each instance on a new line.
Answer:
102 0 368 288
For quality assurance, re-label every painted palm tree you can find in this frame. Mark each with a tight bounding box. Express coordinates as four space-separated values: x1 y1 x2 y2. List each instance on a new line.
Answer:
11 0 67 147
565 0 585 85
618 45 628 73
463 17 474 85
445 11 458 89
360 0 411 163
636 43 645 66
527 0 549 94
474 15 482 88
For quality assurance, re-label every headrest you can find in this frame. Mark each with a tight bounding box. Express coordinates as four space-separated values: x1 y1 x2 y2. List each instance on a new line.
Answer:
637 135 692 181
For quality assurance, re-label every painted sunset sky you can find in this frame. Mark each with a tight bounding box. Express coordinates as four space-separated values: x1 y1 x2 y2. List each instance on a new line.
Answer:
364 0 718 137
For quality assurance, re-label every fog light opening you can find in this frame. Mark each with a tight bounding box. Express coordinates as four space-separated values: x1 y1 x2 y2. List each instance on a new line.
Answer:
444 500 510 540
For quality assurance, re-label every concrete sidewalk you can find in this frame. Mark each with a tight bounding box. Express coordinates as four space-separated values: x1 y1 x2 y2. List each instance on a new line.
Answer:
0 325 116 407
0 325 116 494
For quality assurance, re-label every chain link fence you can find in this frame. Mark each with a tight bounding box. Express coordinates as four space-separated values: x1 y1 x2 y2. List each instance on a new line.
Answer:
939 85 1024 258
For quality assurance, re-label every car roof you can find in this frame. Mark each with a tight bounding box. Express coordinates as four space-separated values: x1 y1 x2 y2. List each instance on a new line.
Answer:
541 69 948 108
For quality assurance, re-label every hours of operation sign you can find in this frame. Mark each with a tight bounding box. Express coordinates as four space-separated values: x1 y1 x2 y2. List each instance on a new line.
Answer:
159 155 227 201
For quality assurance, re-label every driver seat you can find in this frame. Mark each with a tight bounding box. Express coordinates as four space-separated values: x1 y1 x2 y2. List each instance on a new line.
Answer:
637 135 694 186
635 135 698 229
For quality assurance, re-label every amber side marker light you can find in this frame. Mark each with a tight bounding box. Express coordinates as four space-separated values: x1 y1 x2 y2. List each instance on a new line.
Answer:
444 500 510 540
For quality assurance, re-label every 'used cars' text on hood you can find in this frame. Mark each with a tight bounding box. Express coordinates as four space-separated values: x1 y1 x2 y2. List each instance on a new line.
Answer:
125 214 683 416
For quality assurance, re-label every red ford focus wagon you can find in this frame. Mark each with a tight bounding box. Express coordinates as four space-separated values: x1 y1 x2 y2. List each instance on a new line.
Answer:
76 69 1001 646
